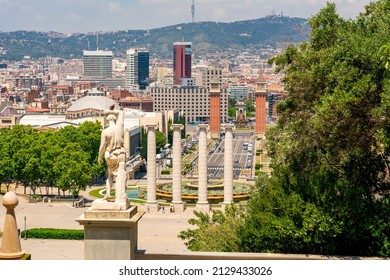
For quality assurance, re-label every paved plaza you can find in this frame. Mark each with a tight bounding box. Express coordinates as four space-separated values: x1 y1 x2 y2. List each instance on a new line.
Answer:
0 185 197 260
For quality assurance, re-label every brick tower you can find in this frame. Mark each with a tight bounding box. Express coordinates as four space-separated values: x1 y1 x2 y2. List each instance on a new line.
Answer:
255 75 267 138
209 79 221 139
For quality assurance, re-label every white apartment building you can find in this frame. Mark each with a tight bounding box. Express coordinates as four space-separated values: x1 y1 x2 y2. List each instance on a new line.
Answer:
150 86 228 124
83 50 113 78
229 83 249 100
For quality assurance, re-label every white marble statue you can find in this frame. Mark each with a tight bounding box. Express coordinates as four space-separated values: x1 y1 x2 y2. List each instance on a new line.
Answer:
113 162 128 204
98 105 127 200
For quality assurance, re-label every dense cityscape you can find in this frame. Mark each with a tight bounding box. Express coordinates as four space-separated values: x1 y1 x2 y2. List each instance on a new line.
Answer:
0 39 285 127
1 1 390 273
0 31 284 179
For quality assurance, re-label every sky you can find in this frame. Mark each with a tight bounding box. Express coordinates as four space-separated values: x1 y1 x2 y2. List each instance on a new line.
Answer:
0 0 374 34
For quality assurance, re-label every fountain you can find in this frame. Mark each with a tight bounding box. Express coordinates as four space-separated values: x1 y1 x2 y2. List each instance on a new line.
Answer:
130 180 254 204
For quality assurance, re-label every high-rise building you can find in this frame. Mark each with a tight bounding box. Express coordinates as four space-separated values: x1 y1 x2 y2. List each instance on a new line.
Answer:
125 47 150 91
82 50 113 78
173 42 192 85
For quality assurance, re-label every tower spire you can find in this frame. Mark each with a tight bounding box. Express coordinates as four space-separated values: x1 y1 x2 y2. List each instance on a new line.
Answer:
191 0 195 23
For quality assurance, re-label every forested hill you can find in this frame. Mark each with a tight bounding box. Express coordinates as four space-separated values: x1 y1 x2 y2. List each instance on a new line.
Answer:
0 16 307 61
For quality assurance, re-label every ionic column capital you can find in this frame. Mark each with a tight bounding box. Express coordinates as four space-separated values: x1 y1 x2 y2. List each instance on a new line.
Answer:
222 123 234 131
172 124 184 130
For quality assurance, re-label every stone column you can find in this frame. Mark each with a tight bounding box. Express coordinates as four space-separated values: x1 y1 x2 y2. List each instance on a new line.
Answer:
222 124 234 209
172 124 185 212
146 124 158 212
196 124 210 212
0 192 26 260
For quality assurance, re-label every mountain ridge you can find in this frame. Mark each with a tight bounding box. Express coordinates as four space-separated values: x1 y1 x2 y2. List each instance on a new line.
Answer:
0 15 308 61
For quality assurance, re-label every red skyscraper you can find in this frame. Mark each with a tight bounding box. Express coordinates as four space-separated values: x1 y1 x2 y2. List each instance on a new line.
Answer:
173 42 192 85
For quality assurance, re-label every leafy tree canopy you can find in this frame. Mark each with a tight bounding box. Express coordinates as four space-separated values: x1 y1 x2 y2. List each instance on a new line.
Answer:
0 122 102 197
180 1 390 257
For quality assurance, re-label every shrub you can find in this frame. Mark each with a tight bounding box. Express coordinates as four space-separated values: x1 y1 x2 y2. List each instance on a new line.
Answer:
255 163 263 170
20 228 84 240
161 169 171 175
256 149 263 155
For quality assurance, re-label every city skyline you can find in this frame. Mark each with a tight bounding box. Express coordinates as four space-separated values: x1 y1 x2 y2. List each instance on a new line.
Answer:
0 0 373 34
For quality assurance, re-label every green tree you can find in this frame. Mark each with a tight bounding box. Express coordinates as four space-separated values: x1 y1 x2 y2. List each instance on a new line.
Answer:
156 129 167 153
179 113 186 138
0 121 102 196
228 106 236 118
228 98 236 117
140 127 148 160
74 121 104 184
10 125 38 194
139 127 167 161
167 118 173 145
0 128 14 192
245 99 255 117
179 1 390 257
178 205 244 252
264 1 390 256
53 143 91 197
39 129 62 195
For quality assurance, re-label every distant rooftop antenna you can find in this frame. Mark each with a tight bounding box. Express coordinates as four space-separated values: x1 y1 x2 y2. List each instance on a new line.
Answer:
191 0 195 23
96 31 99 51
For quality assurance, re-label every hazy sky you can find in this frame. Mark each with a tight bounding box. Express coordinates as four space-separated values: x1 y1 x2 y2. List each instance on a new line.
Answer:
0 0 374 33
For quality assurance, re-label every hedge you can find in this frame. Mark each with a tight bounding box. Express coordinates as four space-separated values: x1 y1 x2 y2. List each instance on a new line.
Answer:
20 228 84 240
161 170 171 175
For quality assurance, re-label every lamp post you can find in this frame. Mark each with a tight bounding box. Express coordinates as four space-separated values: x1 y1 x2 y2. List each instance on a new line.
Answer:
23 216 27 240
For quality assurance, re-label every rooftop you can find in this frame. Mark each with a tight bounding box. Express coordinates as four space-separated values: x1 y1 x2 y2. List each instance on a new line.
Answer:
67 95 119 112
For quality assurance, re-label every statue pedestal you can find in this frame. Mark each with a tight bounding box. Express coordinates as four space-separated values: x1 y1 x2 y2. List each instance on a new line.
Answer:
76 205 144 260
90 198 130 211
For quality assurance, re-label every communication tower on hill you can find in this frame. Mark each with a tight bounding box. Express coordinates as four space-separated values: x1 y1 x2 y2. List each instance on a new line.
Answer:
191 0 195 23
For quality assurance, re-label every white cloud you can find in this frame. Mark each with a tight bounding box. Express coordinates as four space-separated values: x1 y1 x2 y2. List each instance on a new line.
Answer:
108 2 122 13
34 14 46 22
212 8 227 21
20 5 34 12
67 14 83 21
0 0 374 33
